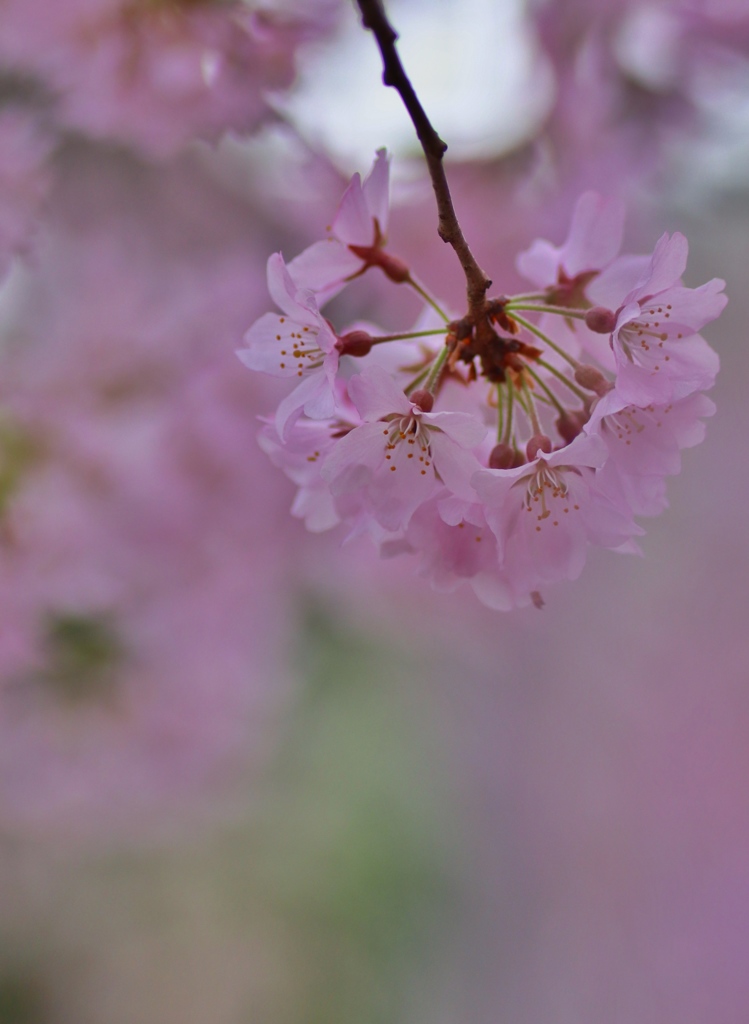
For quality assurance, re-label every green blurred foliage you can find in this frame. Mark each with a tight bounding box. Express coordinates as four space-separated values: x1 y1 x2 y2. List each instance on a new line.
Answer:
0 601 460 1024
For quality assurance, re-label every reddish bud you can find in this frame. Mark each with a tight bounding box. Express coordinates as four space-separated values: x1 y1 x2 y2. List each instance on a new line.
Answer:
526 434 553 460
555 408 589 444
349 243 411 284
489 443 524 470
378 251 411 284
574 364 613 396
584 306 617 334
409 389 434 412
336 330 373 357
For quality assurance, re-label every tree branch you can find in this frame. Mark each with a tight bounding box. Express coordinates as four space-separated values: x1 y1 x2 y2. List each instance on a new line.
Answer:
354 0 492 317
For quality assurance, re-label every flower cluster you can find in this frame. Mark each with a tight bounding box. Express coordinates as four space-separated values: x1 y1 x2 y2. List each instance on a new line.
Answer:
240 153 726 610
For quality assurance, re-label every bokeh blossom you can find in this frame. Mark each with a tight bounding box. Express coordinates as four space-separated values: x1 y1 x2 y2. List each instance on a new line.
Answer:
0 143 300 833
0 0 338 158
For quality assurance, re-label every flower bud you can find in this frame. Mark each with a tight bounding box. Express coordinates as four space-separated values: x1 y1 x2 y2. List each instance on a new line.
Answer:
526 434 553 460
555 408 589 444
409 389 434 412
489 443 525 469
336 330 373 357
584 306 617 334
574 364 613 396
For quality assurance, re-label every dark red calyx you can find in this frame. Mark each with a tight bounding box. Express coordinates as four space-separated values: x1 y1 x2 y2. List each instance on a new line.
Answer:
336 330 373 357
574 364 613 396
348 244 410 284
584 306 617 334
489 443 525 469
555 408 589 444
526 434 553 460
409 389 434 412
546 269 597 309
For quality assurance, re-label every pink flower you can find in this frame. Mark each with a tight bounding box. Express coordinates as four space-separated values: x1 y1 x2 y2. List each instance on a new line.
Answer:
587 388 716 516
322 365 486 532
517 191 626 296
609 232 726 405
238 252 340 436
516 191 630 367
384 492 521 608
472 434 641 605
258 417 342 534
288 149 407 303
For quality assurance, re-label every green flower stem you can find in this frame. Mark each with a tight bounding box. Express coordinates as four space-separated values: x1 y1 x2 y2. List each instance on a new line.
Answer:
505 303 588 319
496 384 505 442
536 358 589 401
522 380 542 435
504 291 547 302
407 277 450 323
506 312 579 369
523 364 566 415
370 329 446 344
403 366 431 395
424 344 450 392
501 383 515 446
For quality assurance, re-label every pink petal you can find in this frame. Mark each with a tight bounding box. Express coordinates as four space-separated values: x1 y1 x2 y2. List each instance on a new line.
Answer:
362 148 390 235
347 365 411 421
430 434 483 500
590 254 651 308
631 232 689 299
266 252 319 325
653 278 727 331
331 172 374 247
287 239 361 300
516 239 560 287
321 420 389 490
424 410 487 448
563 192 625 277
275 372 331 438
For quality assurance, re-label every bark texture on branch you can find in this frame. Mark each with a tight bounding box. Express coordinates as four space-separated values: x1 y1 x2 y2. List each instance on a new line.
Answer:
354 0 492 317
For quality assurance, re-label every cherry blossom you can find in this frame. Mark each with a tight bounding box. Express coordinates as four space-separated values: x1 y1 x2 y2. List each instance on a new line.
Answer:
472 434 642 606
238 252 341 435
587 387 716 516
516 191 626 298
258 416 342 533
606 233 726 405
321 365 486 533
288 149 408 303
516 191 639 369
384 492 518 608
242 158 726 610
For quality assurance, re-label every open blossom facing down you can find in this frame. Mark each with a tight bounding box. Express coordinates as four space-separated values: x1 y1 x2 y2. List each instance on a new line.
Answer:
322 365 486 532
240 154 727 610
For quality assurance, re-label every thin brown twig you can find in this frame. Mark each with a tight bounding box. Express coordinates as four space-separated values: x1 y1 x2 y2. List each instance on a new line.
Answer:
354 0 492 318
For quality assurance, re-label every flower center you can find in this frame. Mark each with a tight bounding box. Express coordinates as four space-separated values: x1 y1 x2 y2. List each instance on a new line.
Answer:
383 414 433 474
521 464 580 530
